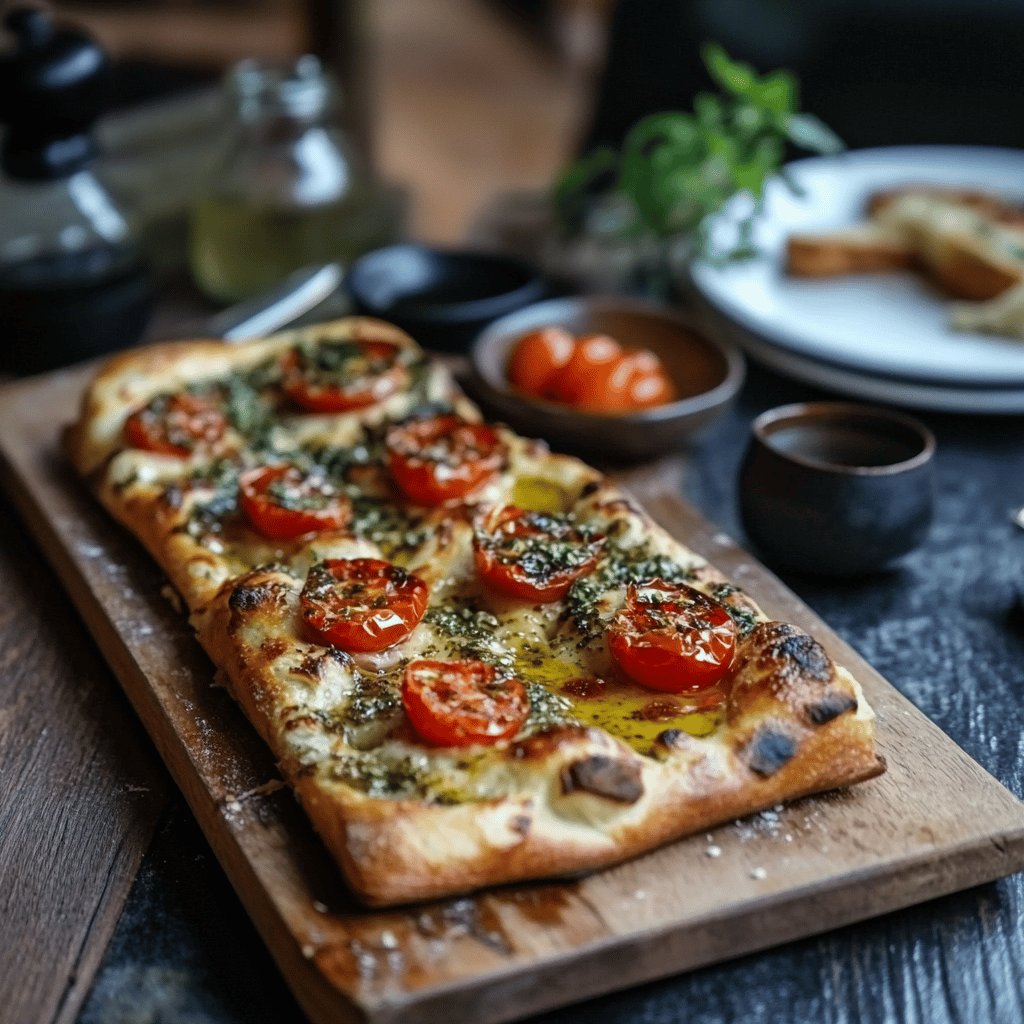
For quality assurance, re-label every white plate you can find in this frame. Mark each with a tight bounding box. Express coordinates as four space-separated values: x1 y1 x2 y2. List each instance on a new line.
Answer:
690 146 1024 388
699 301 1024 414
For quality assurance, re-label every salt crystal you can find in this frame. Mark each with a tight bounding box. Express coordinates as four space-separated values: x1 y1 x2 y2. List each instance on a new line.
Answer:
301 944 315 959
378 930 399 949
750 867 767 880
706 845 722 858
313 901 329 914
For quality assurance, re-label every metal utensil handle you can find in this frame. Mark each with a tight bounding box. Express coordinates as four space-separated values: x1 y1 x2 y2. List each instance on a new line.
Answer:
205 263 344 341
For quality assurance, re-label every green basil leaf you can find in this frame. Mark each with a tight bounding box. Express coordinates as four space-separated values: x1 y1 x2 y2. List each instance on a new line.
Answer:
786 113 845 154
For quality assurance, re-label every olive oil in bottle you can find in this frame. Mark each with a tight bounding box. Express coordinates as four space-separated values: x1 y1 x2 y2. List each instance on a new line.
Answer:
190 56 388 303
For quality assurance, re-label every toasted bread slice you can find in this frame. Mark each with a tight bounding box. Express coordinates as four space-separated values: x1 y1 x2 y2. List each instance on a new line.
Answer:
786 223 914 277
873 193 1024 299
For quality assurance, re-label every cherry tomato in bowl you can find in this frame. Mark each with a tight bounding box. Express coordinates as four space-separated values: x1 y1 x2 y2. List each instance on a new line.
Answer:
546 333 623 405
473 505 604 602
282 339 408 412
505 326 574 396
402 658 530 747
387 414 504 506
300 558 428 653
608 580 736 692
239 465 351 540
124 391 228 457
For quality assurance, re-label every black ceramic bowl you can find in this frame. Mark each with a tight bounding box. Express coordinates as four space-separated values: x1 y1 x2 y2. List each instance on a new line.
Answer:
346 244 546 352
469 296 745 462
739 402 936 576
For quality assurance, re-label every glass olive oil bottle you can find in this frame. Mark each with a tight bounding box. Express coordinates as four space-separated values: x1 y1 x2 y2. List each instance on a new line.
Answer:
190 56 386 303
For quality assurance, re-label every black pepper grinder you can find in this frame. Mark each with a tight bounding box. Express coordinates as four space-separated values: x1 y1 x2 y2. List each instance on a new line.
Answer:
0 6 151 375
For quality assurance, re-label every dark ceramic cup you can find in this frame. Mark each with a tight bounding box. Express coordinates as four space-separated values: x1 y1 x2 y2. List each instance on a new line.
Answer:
739 402 936 576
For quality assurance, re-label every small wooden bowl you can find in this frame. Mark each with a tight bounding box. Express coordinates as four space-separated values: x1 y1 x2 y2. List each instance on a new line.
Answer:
468 296 745 462
739 402 936 575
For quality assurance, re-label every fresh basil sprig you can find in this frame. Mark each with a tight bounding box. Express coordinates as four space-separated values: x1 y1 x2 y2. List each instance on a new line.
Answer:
554 43 843 262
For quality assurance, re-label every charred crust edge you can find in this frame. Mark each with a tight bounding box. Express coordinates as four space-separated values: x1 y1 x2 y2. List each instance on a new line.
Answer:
805 690 857 726
743 725 798 777
229 583 271 612
561 755 644 803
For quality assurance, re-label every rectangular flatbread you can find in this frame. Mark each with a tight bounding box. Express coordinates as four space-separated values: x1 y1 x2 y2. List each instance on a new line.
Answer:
67 318 884 906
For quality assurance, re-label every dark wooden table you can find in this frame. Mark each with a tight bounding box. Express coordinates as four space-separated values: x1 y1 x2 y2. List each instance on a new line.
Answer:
3 350 1024 1024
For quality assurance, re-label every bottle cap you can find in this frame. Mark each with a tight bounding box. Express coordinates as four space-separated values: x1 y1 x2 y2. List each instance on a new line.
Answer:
0 6 110 179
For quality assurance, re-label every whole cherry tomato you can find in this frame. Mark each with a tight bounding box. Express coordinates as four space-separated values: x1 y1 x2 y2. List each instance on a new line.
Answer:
239 465 351 540
124 391 227 457
473 505 604 602
546 333 623 404
572 350 677 412
282 339 407 412
506 326 575 396
608 580 736 692
402 658 529 747
387 414 504 506
300 558 428 652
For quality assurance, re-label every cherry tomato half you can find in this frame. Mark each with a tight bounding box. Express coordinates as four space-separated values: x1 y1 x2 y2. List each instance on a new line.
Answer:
402 658 530 747
282 339 407 412
239 465 352 540
608 580 736 693
547 333 623 404
473 505 604 602
387 414 504 506
124 391 227 457
506 326 575 397
300 558 428 653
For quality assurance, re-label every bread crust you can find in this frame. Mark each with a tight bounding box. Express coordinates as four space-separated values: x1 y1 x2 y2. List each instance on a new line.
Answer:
785 185 1024 300
68 319 884 907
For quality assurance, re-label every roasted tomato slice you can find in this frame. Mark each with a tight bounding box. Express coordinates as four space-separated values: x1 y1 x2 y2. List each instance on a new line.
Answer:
402 658 530 747
239 465 351 540
124 391 227 457
386 414 504 506
473 505 604 602
282 339 408 412
300 558 428 652
608 580 736 692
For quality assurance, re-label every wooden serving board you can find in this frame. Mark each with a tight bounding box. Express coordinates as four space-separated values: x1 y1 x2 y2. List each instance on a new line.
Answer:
3 362 1024 1024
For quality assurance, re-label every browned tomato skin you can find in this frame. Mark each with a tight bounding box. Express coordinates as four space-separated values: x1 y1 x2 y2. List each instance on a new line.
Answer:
473 505 604 603
281 340 408 412
387 414 504 506
300 558 429 653
238 466 351 540
123 392 227 457
402 658 530 747
608 580 737 693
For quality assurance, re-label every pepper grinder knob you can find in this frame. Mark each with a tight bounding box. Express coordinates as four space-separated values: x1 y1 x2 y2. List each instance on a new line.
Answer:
0 5 109 180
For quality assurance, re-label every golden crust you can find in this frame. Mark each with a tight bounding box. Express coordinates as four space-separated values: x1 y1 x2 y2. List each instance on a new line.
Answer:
69 318 884 907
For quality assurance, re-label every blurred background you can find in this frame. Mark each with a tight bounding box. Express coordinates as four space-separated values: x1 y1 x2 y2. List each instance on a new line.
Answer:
41 0 1024 243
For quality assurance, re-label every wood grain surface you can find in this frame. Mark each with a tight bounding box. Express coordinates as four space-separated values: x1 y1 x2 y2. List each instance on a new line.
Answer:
2 363 1024 1024
0 492 167 1024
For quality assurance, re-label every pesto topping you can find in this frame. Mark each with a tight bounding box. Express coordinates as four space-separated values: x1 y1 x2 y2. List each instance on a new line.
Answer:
424 604 515 672
521 681 577 734
477 511 602 586
565 540 697 644
708 582 759 638
344 673 401 727
297 339 397 384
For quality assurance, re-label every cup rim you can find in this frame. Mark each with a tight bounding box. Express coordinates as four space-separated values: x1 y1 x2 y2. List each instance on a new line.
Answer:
751 401 936 477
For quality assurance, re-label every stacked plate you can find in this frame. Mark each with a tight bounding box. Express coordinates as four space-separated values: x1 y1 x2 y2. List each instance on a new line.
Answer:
689 146 1024 414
